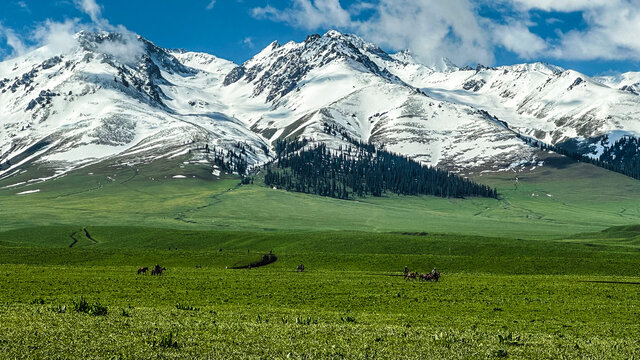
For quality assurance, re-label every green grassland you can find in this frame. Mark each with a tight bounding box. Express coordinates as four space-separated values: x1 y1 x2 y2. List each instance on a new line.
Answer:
1 154 640 358
1 154 640 238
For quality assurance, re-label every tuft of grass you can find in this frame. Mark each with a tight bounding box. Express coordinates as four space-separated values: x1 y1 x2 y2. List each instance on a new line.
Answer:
494 349 509 358
498 331 522 346
51 305 66 314
340 316 357 323
175 303 199 311
154 333 179 349
30 298 45 305
72 297 108 316
295 316 317 325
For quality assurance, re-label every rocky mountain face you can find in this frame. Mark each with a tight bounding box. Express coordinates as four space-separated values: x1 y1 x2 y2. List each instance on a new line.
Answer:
1 30 639 183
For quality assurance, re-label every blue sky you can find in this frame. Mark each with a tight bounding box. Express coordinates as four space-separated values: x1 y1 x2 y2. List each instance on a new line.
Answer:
0 0 639 76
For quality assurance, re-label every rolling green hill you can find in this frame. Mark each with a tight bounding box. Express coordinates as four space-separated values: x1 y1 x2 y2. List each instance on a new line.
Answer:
1 155 639 359
1 153 639 238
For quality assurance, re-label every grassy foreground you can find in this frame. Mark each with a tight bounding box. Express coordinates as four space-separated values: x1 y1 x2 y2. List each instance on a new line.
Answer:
0 155 639 358
0 227 639 359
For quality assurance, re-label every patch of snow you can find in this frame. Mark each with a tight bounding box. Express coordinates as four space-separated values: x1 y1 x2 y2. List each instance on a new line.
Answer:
16 189 40 195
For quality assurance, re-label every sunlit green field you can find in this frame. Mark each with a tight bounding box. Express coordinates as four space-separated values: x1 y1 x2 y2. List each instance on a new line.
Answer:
1 227 640 359
1 155 640 359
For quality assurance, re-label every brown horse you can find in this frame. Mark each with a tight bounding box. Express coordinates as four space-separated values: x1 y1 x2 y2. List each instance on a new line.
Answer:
425 272 441 282
151 267 166 276
405 272 418 280
137 267 148 275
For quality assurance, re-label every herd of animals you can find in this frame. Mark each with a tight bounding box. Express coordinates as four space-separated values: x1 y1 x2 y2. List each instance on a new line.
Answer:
136 263 442 282
137 264 165 275
404 267 441 281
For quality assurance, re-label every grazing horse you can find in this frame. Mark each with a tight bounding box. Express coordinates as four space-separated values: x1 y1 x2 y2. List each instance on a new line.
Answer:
405 272 417 280
137 267 148 275
424 272 441 282
151 266 166 276
419 273 429 281
297 264 305 272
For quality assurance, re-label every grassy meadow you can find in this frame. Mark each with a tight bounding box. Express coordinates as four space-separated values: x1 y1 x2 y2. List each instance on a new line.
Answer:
0 154 639 358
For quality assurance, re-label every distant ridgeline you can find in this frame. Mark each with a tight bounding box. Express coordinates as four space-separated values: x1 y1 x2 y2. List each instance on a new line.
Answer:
518 135 640 180
263 138 498 200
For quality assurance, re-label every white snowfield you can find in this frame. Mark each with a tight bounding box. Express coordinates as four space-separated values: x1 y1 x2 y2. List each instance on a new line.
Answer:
0 30 638 183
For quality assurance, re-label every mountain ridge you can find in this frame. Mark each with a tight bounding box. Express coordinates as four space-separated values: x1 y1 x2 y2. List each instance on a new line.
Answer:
1 29 639 184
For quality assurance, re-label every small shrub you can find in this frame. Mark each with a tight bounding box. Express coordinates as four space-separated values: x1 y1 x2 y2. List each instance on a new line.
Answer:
494 349 508 358
175 303 199 311
498 331 521 346
296 316 316 325
433 332 459 349
340 316 357 323
51 305 67 314
72 297 108 316
157 333 179 349
31 298 45 305
121 308 131 317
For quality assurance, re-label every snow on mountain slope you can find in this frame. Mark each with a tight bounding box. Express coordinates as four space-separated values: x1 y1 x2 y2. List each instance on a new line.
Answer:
221 31 536 170
388 60 640 155
595 72 640 95
0 31 269 181
2 29 639 182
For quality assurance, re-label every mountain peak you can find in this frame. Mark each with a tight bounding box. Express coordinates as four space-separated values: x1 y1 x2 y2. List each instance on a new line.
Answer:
324 29 344 38
225 30 401 101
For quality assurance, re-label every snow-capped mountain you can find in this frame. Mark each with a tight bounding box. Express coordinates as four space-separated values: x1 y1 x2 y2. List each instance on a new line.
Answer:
392 60 640 157
0 31 269 181
1 29 639 183
222 31 536 170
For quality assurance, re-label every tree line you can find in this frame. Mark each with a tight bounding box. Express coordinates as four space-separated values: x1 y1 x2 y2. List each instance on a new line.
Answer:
264 139 498 200
518 134 640 180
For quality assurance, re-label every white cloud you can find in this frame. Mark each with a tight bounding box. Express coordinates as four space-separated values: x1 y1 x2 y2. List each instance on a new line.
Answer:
74 0 103 24
252 0 352 30
252 0 640 64
32 19 82 56
0 24 28 57
70 0 145 64
94 25 145 65
252 0 494 66
360 0 494 66
206 0 216 10
243 37 254 48
491 22 547 59
507 0 640 61
0 0 145 63
17 1 30 12
507 0 613 12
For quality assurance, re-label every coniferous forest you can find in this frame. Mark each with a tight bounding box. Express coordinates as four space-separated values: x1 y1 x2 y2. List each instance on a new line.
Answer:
263 139 498 200
518 135 640 180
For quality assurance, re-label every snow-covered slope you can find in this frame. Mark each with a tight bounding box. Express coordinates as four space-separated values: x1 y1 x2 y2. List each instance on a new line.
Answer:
390 60 640 156
1 29 639 182
0 31 269 181
595 72 640 95
221 31 536 171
